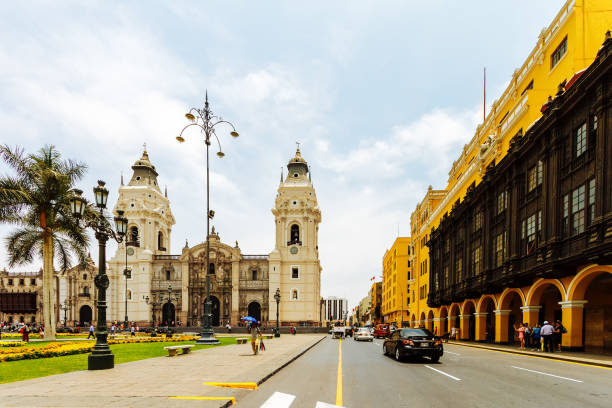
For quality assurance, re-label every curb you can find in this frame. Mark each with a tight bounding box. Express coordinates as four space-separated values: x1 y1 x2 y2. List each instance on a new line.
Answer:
447 341 612 368
219 336 327 407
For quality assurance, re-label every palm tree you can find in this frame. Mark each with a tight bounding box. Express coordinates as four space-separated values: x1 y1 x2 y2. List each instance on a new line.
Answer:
0 145 89 340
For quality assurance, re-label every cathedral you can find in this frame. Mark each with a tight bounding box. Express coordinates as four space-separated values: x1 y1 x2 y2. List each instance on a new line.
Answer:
106 147 322 327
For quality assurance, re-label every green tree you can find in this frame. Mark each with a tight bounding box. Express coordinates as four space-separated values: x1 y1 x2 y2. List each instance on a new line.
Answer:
0 145 89 340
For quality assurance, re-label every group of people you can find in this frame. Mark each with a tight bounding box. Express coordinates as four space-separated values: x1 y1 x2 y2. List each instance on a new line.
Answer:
515 320 566 352
109 321 139 337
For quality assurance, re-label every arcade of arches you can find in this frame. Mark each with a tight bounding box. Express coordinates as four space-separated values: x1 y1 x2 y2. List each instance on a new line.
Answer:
411 266 612 353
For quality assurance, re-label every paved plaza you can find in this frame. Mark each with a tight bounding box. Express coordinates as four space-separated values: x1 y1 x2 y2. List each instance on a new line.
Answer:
0 335 325 407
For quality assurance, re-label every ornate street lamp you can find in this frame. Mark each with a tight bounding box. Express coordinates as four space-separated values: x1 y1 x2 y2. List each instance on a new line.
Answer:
123 244 131 330
143 294 160 328
176 92 239 345
60 299 72 329
274 288 281 337
70 181 128 370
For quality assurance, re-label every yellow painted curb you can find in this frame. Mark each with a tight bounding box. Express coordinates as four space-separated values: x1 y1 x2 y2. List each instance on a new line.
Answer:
170 396 235 405
204 382 258 390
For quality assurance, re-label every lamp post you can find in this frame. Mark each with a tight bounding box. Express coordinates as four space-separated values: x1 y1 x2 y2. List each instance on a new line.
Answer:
123 244 131 330
60 299 72 328
70 181 128 370
274 288 281 337
143 294 160 328
176 92 239 345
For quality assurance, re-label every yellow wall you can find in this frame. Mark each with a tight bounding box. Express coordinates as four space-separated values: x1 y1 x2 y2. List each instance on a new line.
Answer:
382 237 411 326
370 281 382 324
408 0 612 323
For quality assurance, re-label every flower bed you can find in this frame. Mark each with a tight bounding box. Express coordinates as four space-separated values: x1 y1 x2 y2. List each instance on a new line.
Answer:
0 336 201 362
0 342 27 348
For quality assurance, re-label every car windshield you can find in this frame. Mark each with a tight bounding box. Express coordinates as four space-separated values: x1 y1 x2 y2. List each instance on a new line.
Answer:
399 328 433 337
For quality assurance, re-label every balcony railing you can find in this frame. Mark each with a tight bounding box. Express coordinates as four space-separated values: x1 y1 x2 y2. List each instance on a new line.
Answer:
154 254 180 260
78 293 90 298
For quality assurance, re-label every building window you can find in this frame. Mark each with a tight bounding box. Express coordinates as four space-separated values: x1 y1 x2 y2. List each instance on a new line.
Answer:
495 232 505 267
562 194 569 236
571 184 586 235
290 224 300 244
292 289 298 300
588 179 596 225
472 246 481 275
158 231 164 251
497 191 507 214
19 279 24 286
444 239 450 254
455 257 463 282
527 161 543 192
592 114 598 133
31 279 36 285
575 122 587 157
551 36 567 69
83 273 87 280
166 270 171 280
443 266 449 288
208 263 215 275
252 269 257 280
8 278 13 286
292 267 299 279
83 286 89 295
473 211 482 232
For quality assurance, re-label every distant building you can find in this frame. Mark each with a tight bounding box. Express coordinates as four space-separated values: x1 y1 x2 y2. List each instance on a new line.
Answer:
370 281 382 324
382 237 412 327
322 296 348 322
0 270 42 325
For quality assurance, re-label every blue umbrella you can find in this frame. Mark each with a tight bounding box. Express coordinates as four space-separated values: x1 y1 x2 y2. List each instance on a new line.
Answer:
241 316 257 323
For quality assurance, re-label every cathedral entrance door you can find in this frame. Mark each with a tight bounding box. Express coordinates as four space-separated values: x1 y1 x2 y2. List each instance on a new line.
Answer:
209 296 220 326
79 305 92 325
162 302 175 326
248 301 262 322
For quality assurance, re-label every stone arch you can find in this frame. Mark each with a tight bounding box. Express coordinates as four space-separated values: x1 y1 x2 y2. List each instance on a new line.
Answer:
439 306 448 334
449 303 461 329
287 220 304 244
437 306 448 319
461 299 477 315
419 311 426 327
476 295 498 313
410 314 416 327
427 310 434 332
525 278 567 306
498 288 526 310
567 265 612 300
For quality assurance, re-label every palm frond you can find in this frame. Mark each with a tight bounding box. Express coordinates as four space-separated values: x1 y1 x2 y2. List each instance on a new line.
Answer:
53 236 71 272
0 145 35 183
5 227 42 267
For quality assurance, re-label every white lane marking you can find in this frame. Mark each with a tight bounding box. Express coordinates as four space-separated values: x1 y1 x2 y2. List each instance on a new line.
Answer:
424 365 461 381
316 402 345 408
444 351 460 356
511 366 583 383
260 391 296 408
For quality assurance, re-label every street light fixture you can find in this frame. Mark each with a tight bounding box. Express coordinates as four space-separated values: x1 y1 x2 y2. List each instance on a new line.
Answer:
70 181 128 370
60 299 72 329
274 288 281 337
176 92 239 345
143 294 160 328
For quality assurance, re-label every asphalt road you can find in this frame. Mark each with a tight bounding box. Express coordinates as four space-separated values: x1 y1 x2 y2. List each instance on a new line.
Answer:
238 335 612 408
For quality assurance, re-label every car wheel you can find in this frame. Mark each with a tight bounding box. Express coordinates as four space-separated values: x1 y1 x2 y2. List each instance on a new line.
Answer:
395 347 401 361
430 354 440 363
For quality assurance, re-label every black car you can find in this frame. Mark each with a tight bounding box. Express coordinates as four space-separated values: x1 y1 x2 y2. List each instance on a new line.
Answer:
383 328 443 362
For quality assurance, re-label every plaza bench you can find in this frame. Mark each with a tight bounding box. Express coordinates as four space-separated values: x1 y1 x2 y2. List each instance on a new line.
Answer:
262 334 273 340
109 335 128 340
164 345 194 357
236 338 249 344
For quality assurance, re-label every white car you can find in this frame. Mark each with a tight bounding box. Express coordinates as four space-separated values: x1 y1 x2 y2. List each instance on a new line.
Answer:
354 328 373 342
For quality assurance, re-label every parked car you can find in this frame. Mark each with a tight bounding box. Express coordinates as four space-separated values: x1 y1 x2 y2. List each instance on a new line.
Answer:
373 324 390 338
354 327 374 342
383 328 443 362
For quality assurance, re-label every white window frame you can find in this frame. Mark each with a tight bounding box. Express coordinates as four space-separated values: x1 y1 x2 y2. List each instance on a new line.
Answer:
290 265 300 280
290 288 299 301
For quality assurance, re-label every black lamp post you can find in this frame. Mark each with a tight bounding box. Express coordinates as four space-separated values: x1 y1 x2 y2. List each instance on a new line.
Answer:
176 92 239 345
274 288 281 337
123 248 131 330
60 299 72 328
143 294 160 328
70 181 128 370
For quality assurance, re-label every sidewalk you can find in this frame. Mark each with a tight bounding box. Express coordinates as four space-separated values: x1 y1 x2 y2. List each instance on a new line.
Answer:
448 340 612 368
0 334 326 407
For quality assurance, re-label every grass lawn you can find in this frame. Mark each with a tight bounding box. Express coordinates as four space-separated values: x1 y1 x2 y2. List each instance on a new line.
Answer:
0 337 236 384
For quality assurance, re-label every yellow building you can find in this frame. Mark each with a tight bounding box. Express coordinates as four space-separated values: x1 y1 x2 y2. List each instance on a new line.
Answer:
382 237 412 327
408 0 612 341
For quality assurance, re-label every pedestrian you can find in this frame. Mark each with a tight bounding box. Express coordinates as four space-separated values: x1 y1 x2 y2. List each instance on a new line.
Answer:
131 325 135 336
88 323 95 339
21 324 29 342
111 324 116 335
532 324 541 350
554 320 566 351
540 321 555 352
514 323 525 350
524 324 532 348
250 321 260 355
450 326 457 340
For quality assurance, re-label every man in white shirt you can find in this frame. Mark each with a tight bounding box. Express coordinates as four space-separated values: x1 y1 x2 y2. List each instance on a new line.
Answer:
540 321 555 352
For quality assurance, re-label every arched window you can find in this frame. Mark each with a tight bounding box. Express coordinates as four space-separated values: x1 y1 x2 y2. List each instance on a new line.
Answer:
292 290 298 300
166 270 171 280
82 274 87 280
83 286 89 295
129 226 139 246
208 263 215 275
252 269 257 280
290 224 300 244
158 231 165 251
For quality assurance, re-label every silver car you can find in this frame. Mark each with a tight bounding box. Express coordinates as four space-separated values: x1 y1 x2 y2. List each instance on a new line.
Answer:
354 327 374 342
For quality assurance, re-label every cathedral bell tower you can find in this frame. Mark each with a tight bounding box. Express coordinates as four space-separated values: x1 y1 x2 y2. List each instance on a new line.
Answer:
268 147 322 324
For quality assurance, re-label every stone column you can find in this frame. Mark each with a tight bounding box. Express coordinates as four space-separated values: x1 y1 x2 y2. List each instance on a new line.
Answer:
494 309 511 343
459 314 471 340
520 305 541 327
559 300 588 350
474 312 488 342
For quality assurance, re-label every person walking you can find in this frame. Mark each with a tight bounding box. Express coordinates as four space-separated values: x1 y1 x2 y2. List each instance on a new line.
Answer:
21 324 30 342
111 324 116 336
87 323 95 339
531 324 541 350
524 324 532 348
130 325 135 337
250 321 260 355
514 323 526 349
541 321 555 352
554 320 566 351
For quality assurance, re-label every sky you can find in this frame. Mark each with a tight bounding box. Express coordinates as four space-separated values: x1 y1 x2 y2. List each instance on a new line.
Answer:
0 1 567 310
